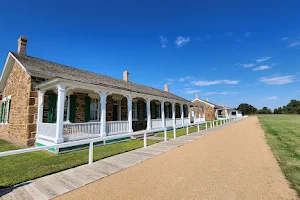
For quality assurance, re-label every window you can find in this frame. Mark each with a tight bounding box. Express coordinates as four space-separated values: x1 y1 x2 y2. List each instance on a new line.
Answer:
63 96 68 121
165 104 170 118
90 98 100 121
0 99 6 123
6 96 11 123
132 102 138 120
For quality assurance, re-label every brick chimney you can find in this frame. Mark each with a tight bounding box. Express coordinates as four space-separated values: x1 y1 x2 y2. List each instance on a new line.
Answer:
195 94 199 99
206 98 209 102
123 71 129 82
18 36 28 55
164 84 169 92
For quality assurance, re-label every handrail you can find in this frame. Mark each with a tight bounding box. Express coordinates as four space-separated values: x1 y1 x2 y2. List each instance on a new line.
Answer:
0 116 246 165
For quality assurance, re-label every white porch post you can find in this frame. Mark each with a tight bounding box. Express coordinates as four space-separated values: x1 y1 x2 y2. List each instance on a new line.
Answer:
172 102 176 138
55 84 65 144
180 103 184 125
161 100 165 128
146 98 151 130
37 90 45 135
188 104 191 125
99 91 108 137
127 95 133 133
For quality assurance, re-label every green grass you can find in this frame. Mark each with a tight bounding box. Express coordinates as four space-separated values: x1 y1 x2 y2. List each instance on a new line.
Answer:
156 124 206 138
258 114 300 195
0 139 159 188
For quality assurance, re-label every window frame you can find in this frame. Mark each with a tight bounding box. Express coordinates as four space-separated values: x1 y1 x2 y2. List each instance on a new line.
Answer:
90 98 100 121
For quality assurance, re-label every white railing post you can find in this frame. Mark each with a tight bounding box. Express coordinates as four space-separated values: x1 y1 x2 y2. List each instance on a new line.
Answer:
144 132 147 148
172 102 176 138
55 84 65 144
99 91 108 137
146 98 151 130
161 100 165 128
127 95 133 133
89 142 93 164
210 121 212 128
186 125 189 135
197 123 200 132
205 122 208 129
180 103 184 125
164 129 167 141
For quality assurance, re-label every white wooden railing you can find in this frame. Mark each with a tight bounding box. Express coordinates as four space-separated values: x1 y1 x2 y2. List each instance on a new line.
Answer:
183 118 189 124
106 121 129 135
63 122 101 140
165 118 173 127
175 118 182 125
151 119 163 129
37 123 57 141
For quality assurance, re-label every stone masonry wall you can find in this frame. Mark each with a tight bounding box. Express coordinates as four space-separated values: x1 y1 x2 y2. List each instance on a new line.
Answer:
0 62 34 146
189 100 216 121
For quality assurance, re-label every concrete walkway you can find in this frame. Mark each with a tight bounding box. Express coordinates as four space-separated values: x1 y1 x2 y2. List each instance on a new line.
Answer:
55 117 298 200
0 121 228 200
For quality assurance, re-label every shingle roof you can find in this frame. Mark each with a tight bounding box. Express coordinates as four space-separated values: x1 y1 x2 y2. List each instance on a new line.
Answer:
11 52 189 102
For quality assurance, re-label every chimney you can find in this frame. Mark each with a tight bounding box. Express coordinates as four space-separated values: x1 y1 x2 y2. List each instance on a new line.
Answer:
164 84 169 92
206 98 209 102
218 102 220 106
195 94 199 99
123 71 129 82
18 36 28 55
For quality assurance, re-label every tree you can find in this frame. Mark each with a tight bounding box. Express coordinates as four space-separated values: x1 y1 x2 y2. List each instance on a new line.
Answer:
273 108 278 114
256 107 272 114
237 103 257 115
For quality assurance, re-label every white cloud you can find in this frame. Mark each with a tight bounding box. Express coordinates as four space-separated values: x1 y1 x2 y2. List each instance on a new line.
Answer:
265 96 278 100
160 35 168 48
175 36 191 47
244 32 251 37
281 37 289 41
185 89 201 94
204 92 217 96
256 57 271 62
240 63 256 68
191 79 239 86
179 76 192 82
253 65 271 71
260 75 295 85
219 91 239 95
289 41 300 48
211 68 217 71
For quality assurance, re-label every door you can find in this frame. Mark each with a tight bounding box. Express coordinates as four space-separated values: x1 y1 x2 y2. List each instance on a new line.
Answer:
113 104 118 121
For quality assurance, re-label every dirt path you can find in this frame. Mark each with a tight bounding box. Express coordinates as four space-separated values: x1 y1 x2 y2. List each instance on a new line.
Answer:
56 117 298 200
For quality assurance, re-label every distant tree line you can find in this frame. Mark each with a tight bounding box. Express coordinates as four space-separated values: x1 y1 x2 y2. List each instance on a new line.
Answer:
237 99 300 115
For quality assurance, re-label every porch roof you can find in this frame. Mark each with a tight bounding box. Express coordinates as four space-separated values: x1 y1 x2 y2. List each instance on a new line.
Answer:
11 52 190 102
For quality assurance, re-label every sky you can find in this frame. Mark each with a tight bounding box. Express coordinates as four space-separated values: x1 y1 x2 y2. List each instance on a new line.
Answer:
0 0 299 109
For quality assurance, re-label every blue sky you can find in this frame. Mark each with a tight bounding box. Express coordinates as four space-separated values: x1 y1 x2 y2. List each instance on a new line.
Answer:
0 0 299 109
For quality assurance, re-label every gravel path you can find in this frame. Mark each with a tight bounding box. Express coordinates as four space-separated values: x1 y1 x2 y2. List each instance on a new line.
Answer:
56 116 298 200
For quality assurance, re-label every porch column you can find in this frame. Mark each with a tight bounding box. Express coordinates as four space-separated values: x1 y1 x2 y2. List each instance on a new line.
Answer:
99 91 108 137
37 90 45 136
161 100 165 128
127 95 133 133
180 103 184 125
172 102 176 138
188 104 191 124
146 98 151 130
55 84 65 144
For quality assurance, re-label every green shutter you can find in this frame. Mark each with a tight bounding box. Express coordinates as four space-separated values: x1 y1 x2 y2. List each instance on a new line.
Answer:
69 95 76 123
84 96 91 122
2 101 6 123
6 99 11 123
47 93 57 123
0 102 4 123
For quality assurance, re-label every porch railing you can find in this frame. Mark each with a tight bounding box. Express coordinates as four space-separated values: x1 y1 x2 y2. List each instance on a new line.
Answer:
37 123 57 141
183 118 189 125
106 121 129 135
151 119 163 129
165 118 173 127
63 122 101 140
175 118 182 125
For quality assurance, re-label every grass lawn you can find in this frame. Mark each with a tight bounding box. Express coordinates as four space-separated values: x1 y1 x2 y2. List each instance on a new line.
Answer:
258 114 300 195
0 139 160 188
156 124 207 139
